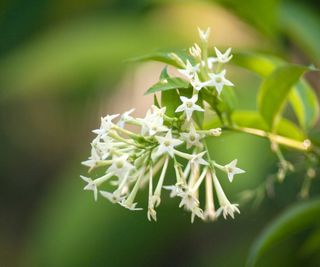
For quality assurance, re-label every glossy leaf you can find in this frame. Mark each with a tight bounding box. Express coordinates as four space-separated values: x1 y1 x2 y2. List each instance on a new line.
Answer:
257 64 314 129
233 52 319 130
231 110 305 140
145 67 189 95
129 50 192 68
161 89 180 118
247 198 320 267
288 80 320 130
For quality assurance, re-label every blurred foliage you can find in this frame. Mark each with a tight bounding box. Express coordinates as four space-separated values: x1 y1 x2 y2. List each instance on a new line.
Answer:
0 0 319 267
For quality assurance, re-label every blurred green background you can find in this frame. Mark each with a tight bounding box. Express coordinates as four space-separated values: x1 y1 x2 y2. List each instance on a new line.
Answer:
1 0 319 266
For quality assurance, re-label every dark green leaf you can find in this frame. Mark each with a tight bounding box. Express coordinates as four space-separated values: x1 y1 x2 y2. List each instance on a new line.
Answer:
161 89 180 117
247 198 320 267
280 2 320 62
257 64 314 129
145 77 189 95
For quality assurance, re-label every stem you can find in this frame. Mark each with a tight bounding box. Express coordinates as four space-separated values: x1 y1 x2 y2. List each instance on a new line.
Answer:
226 126 312 152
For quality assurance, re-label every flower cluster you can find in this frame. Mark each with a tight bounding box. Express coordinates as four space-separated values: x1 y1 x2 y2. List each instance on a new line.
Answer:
81 28 245 222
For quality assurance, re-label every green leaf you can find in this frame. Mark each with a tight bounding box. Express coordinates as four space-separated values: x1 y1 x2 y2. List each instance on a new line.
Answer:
161 89 180 117
129 50 192 68
232 52 282 76
289 80 319 130
280 2 320 62
145 69 189 95
233 52 320 131
232 110 306 140
247 198 320 267
257 64 314 129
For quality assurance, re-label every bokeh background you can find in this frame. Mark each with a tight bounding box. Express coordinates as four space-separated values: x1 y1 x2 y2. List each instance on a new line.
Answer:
1 0 319 266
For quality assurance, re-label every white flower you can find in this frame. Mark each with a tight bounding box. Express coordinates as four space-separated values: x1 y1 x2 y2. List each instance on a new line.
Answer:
180 124 203 149
198 27 210 42
107 154 134 179
175 94 204 121
190 151 209 166
151 105 166 118
80 175 98 201
207 70 234 95
119 200 143 211
154 131 183 158
212 173 240 219
178 60 199 79
92 114 119 137
178 189 204 223
118 108 135 128
137 109 168 136
81 145 101 169
163 184 184 198
80 173 113 202
100 190 125 203
207 47 233 68
224 159 245 182
189 43 201 58
214 47 233 63
190 73 209 91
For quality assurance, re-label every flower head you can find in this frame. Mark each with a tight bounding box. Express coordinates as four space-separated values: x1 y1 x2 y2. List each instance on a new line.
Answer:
118 108 135 128
178 60 199 79
207 70 234 95
175 94 204 121
154 131 183 158
180 124 203 149
108 154 134 179
92 114 119 137
224 159 245 182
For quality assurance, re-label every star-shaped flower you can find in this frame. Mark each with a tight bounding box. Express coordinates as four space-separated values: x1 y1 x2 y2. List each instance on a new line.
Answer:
207 70 234 95
154 130 183 158
178 189 204 223
80 175 98 201
137 109 168 136
198 27 210 42
175 94 204 121
190 151 209 166
178 60 199 79
212 173 240 219
214 47 233 63
117 108 135 128
224 159 245 182
180 124 203 149
92 114 119 137
107 154 134 179
190 73 209 91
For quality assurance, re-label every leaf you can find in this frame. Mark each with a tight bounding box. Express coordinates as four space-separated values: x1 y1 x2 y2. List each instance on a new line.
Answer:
280 2 320 62
145 67 189 95
231 110 306 140
161 89 180 117
129 50 192 68
232 52 282 77
257 64 315 129
233 53 320 130
246 198 320 267
288 80 319 130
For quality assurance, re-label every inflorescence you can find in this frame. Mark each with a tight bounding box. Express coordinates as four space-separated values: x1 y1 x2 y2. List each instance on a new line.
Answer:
81 28 245 222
